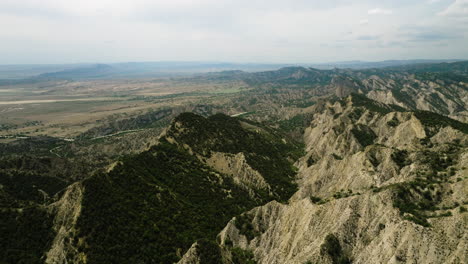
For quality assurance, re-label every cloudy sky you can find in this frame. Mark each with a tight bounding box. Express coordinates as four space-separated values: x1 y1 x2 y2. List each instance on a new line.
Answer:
1 0 467 64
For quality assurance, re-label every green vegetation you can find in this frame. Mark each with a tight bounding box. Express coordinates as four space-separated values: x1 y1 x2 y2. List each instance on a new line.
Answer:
333 189 356 200
197 239 223 264
307 155 316 167
0 207 55 264
0 138 99 263
420 148 458 174
332 154 343 160
310 196 322 204
278 114 310 133
351 125 377 147
391 178 452 227
391 149 411 169
386 145 461 226
428 93 449 114
231 247 257 264
243 66 334 87
75 141 259 264
393 183 433 227
391 89 417 109
387 118 399 127
320 234 352 264
80 108 173 138
0 136 66 156
414 111 468 134
350 93 405 114
235 213 260 241
167 113 300 201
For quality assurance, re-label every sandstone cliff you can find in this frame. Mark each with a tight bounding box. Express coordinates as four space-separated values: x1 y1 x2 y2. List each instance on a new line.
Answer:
182 95 468 264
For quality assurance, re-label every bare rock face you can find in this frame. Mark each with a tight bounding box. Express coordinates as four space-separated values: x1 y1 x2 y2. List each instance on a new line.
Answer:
364 77 468 122
207 152 271 197
219 189 466 264
182 95 468 264
178 243 201 264
45 183 86 264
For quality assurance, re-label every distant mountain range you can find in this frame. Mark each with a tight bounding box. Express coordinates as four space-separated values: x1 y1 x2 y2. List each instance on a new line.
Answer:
0 59 465 80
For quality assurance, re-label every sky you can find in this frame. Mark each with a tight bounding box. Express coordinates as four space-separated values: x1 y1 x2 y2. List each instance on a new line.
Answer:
1 0 467 64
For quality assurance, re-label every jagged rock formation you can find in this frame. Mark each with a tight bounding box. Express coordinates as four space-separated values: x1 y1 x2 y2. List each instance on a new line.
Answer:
178 243 202 264
206 61 468 122
45 183 84 264
2 61 468 264
183 94 468 264
206 152 272 198
363 74 468 122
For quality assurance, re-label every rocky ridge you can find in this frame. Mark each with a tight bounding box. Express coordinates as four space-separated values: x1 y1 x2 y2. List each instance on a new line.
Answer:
181 94 468 264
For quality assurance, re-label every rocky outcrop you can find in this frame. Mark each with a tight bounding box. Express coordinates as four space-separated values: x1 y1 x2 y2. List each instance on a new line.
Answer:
183 95 468 264
45 183 85 264
365 77 468 122
177 243 201 264
219 188 467 264
207 152 271 198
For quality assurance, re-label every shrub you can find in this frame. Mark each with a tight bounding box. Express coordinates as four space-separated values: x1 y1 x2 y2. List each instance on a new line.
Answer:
310 196 322 204
320 234 352 264
351 125 376 147
235 214 260 241
231 247 256 264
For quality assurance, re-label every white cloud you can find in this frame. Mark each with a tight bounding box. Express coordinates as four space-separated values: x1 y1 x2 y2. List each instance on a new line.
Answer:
368 8 393 15
0 0 466 63
438 0 468 17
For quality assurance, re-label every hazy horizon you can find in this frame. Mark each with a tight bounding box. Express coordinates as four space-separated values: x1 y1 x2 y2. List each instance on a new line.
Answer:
1 0 468 64
1 58 467 67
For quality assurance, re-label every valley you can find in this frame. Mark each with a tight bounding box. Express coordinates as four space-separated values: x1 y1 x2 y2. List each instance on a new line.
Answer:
0 61 467 264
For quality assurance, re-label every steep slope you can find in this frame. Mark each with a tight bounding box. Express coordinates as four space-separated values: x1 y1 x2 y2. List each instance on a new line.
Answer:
363 72 468 122
36 113 301 264
2 60 468 264
71 141 258 263
184 95 468 264
0 142 90 264
163 113 301 201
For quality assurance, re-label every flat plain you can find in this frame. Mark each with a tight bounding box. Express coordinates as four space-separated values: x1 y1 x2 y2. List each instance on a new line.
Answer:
0 78 249 139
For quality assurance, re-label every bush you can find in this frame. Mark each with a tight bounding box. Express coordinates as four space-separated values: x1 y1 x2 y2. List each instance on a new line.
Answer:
231 247 256 264
320 234 352 264
391 149 410 169
351 125 376 147
307 156 316 167
310 196 322 204
197 239 223 264
235 214 259 241
387 119 399 127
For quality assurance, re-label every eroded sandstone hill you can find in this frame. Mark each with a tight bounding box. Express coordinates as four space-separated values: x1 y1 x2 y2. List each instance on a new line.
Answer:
1 93 467 264
180 94 468 264
0 112 301 264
